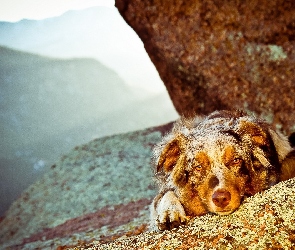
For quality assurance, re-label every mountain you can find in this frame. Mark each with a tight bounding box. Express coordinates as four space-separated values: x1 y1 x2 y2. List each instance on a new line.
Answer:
0 46 178 216
0 6 163 93
0 6 179 217
0 46 134 152
0 45 130 216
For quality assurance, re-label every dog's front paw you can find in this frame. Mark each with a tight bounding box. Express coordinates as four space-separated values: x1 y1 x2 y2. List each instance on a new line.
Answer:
156 191 187 230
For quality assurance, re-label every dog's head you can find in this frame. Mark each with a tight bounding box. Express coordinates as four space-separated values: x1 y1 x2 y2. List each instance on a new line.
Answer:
154 110 292 216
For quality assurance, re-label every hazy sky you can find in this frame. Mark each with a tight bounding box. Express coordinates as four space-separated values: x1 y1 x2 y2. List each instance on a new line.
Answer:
0 0 165 93
0 0 115 22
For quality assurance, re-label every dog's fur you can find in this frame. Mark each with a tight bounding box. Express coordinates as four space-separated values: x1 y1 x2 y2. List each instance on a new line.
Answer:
150 110 295 231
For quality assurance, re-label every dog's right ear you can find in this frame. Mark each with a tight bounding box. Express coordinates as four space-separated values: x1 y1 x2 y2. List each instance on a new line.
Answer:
156 135 186 173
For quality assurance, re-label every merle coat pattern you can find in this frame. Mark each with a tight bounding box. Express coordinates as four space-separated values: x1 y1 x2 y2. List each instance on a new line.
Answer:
150 110 295 231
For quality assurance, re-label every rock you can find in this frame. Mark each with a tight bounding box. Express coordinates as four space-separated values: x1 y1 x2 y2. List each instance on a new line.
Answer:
70 177 295 249
2 122 295 249
115 0 295 133
0 123 172 249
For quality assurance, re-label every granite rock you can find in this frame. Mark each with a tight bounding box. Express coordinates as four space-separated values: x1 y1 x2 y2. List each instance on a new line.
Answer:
72 177 295 249
116 0 295 133
0 123 172 249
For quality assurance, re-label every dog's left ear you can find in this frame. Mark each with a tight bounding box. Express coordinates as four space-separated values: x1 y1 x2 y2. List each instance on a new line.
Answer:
238 120 269 147
238 120 291 169
155 134 189 186
156 134 187 173
270 130 295 181
260 126 295 181
157 139 181 173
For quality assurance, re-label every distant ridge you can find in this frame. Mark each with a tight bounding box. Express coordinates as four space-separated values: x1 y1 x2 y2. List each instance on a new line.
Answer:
0 46 134 216
0 5 179 216
0 45 133 146
0 6 163 93
0 46 178 216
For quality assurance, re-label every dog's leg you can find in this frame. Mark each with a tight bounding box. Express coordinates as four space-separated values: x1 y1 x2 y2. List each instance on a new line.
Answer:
150 190 187 231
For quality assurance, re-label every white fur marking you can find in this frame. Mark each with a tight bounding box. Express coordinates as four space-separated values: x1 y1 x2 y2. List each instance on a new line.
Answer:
156 191 187 229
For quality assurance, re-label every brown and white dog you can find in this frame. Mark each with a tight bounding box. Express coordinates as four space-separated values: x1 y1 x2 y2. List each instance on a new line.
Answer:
150 110 295 231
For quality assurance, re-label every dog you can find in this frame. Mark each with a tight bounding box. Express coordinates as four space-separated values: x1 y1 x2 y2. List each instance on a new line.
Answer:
150 110 295 231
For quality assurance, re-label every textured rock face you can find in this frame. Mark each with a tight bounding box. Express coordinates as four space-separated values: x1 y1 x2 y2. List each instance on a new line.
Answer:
116 0 295 133
0 123 172 249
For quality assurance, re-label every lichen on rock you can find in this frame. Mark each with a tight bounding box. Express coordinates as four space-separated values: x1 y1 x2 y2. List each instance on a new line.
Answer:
77 177 295 249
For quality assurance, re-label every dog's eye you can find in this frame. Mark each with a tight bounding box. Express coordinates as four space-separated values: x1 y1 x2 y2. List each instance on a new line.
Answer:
195 165 202 171
232 158 242 165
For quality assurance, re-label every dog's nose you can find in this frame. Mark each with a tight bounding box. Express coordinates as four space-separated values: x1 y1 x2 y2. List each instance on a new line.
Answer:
212 190 231 208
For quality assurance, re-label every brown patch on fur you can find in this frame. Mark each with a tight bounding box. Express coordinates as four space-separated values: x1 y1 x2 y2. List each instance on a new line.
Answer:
252 135 266 146
194 152 210 171
171 154 188 187
239 121 268 146
222 146 236 167
157 139 181 173
178 188 208 217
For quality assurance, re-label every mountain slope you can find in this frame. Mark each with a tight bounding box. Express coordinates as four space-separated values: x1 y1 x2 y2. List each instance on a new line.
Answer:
0 46 178 216
0 6 163 93
0 46 133 151
0 46 134 216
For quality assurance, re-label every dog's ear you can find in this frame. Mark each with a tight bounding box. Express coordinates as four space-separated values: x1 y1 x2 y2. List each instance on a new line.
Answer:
237 120 275 169
239 120 291 159
238 120 269 147
268 129 292 162
239 120 295 181
156 135 186 173
268 130 295 181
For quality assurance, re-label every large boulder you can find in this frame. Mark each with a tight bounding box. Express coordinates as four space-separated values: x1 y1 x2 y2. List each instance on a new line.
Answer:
116 0 295 133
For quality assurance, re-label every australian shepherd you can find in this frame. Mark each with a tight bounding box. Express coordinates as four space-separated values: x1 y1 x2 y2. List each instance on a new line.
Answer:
150 110 295 230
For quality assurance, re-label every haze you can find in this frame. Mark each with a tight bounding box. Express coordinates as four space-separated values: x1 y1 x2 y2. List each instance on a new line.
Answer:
0 3 178 216
0 0 115 22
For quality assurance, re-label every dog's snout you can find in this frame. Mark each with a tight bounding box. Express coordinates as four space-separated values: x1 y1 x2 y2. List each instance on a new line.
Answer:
212 190 231 208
